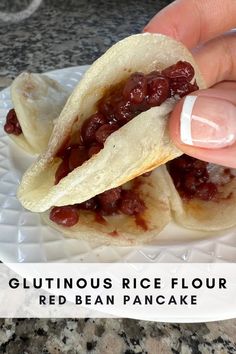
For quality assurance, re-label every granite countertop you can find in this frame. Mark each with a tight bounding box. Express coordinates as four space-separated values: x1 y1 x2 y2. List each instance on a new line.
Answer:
0 0 236 353
1 318 236 354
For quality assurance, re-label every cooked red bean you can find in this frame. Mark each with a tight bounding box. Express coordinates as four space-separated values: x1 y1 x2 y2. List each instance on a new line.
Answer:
81 113 107 144
192 159 209 177
68 145 88 170
98 187 122 205
88 144 102 158
14 126 22 135
170 155 194 171
119 190 145 215
6 109 16 123
98 93 118 121
95 123 119 144
4 109 22 136
184 173 199 192
195 183 218 201
170 80 199 98
100 201 119 215
123 72 147 104
56 138 72 159
114 99 133 123
63 145 75 158
77 198 98 211
146 75 169 106
162 61 194 81
4 122 15 134
50 206 79 227
55 159 70 184
96 187 122 215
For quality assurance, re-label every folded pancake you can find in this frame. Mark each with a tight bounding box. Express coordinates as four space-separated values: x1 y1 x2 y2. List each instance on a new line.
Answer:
165 155 236 230
4 72 69 154
41 167 171 245
18 33 206 213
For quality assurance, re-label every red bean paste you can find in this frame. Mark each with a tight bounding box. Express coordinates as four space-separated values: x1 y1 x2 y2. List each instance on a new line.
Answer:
167 155 234 201
50 61 199 228
4 109 22 135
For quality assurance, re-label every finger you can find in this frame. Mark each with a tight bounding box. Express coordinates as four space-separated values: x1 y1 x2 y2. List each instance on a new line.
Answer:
212 81 236 91
193 32 236 87
168 85 236 168
144 0 236 49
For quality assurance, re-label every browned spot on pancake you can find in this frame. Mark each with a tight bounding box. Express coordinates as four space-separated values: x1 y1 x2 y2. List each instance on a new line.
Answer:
108 230 119 237
135 214 148 231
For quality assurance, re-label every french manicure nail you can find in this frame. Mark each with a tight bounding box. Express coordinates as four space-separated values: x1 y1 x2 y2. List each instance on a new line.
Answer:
180 95 236 148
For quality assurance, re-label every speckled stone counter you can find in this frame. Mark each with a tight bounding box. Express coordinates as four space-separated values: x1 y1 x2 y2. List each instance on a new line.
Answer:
0 318 236 354
0 0 165 85
0 0 236 353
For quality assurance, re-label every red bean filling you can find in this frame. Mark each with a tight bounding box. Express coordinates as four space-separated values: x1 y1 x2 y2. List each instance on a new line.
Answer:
50 206 79 227
167 155 234 201
49 187 145 227
4 109 22 136
51 61 198 227
54 61 198 185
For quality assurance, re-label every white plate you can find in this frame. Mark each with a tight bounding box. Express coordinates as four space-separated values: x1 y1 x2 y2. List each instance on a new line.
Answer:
0 66 236 263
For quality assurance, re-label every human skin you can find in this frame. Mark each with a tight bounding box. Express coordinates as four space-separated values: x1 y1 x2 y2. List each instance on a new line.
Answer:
144 0 236 168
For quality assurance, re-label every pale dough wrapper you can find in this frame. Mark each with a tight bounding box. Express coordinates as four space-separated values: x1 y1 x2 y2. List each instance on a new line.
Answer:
42 167 172 245
10 72 70 154
18 33 205 213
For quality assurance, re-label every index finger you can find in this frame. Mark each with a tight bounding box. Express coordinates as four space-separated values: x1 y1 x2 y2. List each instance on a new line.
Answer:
144 0 236 49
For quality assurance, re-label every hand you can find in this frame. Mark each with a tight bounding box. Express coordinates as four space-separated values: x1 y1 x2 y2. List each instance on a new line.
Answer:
144 0 236 168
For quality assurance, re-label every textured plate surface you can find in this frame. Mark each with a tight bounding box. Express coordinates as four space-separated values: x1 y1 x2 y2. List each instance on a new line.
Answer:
0 66 236 263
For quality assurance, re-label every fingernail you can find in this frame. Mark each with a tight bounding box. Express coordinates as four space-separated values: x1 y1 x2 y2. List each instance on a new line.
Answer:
180 95 236 148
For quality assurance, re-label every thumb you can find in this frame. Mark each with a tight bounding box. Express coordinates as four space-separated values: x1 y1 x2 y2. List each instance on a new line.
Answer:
168 87 236 168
